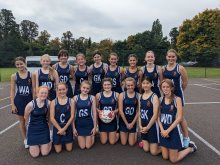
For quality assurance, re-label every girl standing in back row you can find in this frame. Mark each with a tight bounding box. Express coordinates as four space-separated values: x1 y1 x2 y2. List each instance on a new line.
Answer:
162 49 190 148
90 50 107 96
53 49 74 98
142 51 162 97
73 53 90 96
10 56 33 148
105 52 123 93
34 54 59 100
124 54 143 93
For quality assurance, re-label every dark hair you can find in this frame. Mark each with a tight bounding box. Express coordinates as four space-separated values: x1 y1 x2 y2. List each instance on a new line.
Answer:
128 54 138 61
15 56 25 64
58 49 69 58
142 77 152 84
102 78 113 87
92 50 101 57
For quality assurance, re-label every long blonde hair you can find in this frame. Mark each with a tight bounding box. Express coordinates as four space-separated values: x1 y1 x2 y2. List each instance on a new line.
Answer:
41 54 55 81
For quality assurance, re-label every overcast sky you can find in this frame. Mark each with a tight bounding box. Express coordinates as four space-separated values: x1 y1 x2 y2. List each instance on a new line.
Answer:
0 0 219 42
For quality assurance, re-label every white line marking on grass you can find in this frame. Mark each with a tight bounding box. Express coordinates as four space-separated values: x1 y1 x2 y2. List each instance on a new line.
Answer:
194 84 220 91
186 102 220 105
0 121 19 135
0 96 11 101
0 104 11 110
188 127 220 156
189 83 220 86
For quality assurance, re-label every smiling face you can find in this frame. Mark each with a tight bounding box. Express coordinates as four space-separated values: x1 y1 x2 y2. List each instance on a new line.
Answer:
161 80 174 96
145 52 155 64
93 54 102 64
37 87 49 100
102 80 112 92
76 55 86 66
166 52 177 65
15 60 26 71
125 80 135 92
59 53 68 63
40 55 51 68
142 79 152 92
57 83 67 97
109 54 118 66
80 83 91 95
128 56 137 67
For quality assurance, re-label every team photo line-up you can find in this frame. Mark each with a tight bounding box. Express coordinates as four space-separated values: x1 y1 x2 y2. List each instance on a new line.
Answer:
11 49 197 163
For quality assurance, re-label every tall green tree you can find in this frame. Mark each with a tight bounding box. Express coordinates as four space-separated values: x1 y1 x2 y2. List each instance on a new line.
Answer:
169 27 179 49
20 20 38 43
37 30 51 46
177 9 220 66
61 31 74 51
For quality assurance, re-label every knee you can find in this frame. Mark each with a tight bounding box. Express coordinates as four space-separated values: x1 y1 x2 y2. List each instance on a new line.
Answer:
66 147 73 152
30 152 40 158
170 157 178 164
109 139 116 145
100 139 107 145
150 150 159 156
120 140 127 146
86 144 92 149
79 145 86 150
55 148 62 153
41 150 50 156
143 147 149 152
162 154 169 160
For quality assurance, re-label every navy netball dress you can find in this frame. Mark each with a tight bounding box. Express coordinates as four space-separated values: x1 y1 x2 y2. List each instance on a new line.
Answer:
55 63 73 98
105 66 122 93
140 93 159 143
124 67 139 93
75 95 94 136
38 69 56 100
119 91 138 133
98 92 118 132
74 66 89 96
14 71 33 116
27 99 50 145
53 98 73 144
163 64 184 106
159 97 183 149
91 63 105 96
143 65 161 97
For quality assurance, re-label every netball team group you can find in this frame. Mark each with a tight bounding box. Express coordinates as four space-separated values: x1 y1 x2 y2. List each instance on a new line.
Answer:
10 49 197 163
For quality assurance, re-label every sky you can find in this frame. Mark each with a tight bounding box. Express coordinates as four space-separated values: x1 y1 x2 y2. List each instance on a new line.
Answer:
0 0 219 42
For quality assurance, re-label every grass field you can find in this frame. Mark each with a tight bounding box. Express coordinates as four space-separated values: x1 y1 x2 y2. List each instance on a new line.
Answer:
0 67 220 82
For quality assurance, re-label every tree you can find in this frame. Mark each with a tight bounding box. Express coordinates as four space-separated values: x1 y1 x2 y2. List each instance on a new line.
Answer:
61 31 74 51
177 9 220 66
37 30 51 46
20 20 38 43
151 19 163 45
169 27 179 49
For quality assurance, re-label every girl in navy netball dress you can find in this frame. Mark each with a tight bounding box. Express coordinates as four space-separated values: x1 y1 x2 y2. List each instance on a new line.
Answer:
24 86 51 158
124 54 143 93
141 51 162 97
53 49 74 98
96 78 119 144
158 79 197 163
105 52 123 93
118 77 139 146
138 77 160 155
73 53 90 96
50 83 74 153
10 57 33 148
34 54 59 100
73 80 97 149
162 49 190 148
90 50 107 96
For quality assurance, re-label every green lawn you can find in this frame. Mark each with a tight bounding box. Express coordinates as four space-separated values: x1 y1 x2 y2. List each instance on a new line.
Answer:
0 67 220 82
